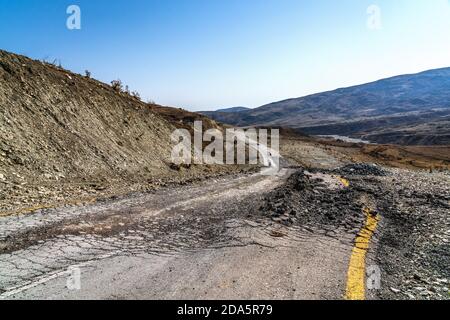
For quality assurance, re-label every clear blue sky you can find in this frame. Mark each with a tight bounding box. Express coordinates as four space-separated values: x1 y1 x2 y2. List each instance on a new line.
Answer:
1 0 450 110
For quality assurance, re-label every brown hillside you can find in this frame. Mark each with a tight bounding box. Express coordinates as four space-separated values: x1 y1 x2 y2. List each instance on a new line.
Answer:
0 50 244 215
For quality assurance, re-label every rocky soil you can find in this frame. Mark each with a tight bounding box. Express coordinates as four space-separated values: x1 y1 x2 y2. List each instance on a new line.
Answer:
375 169 449 300
260 161 449 300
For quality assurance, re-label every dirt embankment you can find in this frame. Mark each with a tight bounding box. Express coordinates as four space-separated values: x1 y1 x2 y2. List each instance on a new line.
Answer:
0 50 248 215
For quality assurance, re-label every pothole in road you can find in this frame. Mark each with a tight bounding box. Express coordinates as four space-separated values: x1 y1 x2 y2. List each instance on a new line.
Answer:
260 168 389 236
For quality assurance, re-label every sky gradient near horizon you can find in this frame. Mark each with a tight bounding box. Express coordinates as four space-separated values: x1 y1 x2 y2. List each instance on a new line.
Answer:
1 0 450 110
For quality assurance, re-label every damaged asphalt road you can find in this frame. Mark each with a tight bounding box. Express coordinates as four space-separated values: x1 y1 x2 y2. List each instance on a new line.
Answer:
261 163 449 300
0 162 354 300
0 152 449 300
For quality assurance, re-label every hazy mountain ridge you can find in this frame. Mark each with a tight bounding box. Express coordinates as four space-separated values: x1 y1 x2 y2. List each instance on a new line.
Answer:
207 106 251 113
202 68 450 145
199 106 251 114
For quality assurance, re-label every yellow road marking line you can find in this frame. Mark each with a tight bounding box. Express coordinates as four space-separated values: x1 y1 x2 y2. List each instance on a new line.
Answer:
339 177 350 188
345 208 380 300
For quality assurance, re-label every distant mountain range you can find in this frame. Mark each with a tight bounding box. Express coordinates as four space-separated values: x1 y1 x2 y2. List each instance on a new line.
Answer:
213 106 250 113
201 68 450 145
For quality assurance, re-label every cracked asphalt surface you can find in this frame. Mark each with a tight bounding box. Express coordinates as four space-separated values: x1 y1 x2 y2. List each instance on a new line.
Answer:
3 142 446 300
0 152 363 300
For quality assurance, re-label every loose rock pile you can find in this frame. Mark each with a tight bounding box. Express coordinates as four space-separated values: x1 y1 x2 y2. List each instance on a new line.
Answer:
260 170 364 231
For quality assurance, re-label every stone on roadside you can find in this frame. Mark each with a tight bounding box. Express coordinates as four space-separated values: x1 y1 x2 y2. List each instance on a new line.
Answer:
390 287 401 294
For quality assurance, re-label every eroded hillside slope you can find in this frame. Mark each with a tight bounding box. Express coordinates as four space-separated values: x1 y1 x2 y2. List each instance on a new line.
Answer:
0 50 245 215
